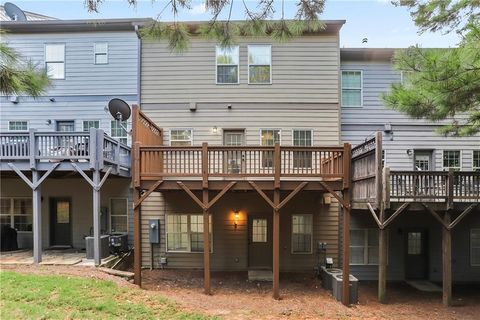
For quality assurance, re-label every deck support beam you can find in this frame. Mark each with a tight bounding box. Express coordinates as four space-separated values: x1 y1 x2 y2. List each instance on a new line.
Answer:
92 170 101 266
341 143 352 306
203 189 211 295
442 211 452 307
133 188 142 286
273 189 280 300
32 170 42 264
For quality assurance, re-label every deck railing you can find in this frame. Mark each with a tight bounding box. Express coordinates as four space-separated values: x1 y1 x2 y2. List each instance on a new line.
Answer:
389 170 480 203
0 129 131 171
138 144 346 180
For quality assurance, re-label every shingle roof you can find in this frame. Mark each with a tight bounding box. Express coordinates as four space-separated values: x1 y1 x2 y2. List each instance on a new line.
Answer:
0 5 57 21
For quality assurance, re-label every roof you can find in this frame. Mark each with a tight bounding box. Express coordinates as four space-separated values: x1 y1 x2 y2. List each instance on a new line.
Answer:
1 18 153 33
340 48 397 61
0 5 57 21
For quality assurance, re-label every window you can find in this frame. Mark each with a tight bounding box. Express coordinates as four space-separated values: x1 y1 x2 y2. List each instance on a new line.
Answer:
216 46 239 84
0 198 32 232
443 150 461 171
45 43 65 79
83 120 100 132
341 71 362 107
94 42 108 64
473 151 480 172
111 121 128 145
293 130 313 168
292 214 313 253
166 214 212 252
471 229 480 266
407 232 422 255
110 198 128 233
248 45 271 84
170 129 193 146
350 229 380 265
261 129 280 168
252 218 267 243
8 121 28 131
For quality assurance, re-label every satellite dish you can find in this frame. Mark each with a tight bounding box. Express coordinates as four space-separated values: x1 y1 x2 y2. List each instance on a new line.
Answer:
108 98 131 121
4 2 27 21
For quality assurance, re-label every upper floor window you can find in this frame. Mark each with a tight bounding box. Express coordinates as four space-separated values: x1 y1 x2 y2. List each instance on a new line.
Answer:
248 45 272 84
341 70 362 107
170 129 193 146
473 151 480 172
293 129 313 168
8 121 28 131
292 214 313 254
83 120 100 132
45 43 65 79
443 150 461 171
110 198 128 233
111 121 127 145
216 46 239 84
94 42 108 64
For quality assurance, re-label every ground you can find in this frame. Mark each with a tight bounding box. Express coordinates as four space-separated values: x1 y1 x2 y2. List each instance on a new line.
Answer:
2 265 479 319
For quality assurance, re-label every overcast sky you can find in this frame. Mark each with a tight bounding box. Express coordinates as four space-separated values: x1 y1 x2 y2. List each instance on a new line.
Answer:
2 0 460 48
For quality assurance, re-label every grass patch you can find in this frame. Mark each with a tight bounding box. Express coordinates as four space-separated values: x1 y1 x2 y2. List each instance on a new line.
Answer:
0 271 215 320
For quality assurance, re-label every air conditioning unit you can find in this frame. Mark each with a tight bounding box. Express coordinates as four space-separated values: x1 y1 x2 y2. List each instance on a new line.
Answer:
109 233 128 255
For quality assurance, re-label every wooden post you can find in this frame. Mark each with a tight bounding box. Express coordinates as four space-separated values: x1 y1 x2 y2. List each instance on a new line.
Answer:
32 170 42 264
92 170 101 266
342 143 352 306
375 132 383 209
133 188 142 286
273 189 280 300
202 142 211 294
442 211 452 307
378 166 389 303
447 168 454 210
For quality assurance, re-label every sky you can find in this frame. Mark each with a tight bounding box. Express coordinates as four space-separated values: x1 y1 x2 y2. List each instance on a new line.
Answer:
1 0 461 48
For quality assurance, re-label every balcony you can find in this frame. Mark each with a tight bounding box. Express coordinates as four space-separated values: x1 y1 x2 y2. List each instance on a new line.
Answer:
0 129 131 177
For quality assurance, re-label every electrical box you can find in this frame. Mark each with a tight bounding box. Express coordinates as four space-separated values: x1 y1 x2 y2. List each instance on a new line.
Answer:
149 219 160 244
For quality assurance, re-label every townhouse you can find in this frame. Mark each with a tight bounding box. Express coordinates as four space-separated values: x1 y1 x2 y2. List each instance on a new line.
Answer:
0 6 150 265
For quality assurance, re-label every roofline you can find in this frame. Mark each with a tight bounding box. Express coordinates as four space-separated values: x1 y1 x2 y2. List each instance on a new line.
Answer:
1 18 345 34
340 48 397 61
1 18 154 33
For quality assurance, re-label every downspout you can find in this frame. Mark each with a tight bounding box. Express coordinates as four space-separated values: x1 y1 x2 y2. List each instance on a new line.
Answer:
134 24 142 108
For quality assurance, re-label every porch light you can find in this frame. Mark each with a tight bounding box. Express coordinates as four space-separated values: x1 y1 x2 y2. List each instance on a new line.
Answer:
212 126 218 134
233 210 239 229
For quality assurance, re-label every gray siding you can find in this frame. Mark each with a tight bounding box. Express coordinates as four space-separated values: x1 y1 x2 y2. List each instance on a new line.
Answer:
340 61 480 171
142 36 340 104
350 210 480 283
2 31 139 96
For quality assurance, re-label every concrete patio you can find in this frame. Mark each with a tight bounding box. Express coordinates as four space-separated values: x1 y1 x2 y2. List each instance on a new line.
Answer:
0 249 90 266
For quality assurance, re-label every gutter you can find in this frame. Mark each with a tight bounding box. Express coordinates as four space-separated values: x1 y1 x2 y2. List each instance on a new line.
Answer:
134 24 142 109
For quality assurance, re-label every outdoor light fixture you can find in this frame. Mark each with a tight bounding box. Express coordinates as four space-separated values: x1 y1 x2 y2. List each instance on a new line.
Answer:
406 149 413 157
45 119 52 125
233 211 239 229
212 126 218 134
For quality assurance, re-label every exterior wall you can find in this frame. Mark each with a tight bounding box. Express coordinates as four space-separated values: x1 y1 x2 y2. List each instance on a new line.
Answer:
141 36 340 104
0 178 133 249
349 209 480 283
340 61 480 171
0 31 139 141
141 191 339 271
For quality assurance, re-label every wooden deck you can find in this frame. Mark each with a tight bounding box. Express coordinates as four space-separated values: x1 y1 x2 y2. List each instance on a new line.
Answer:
0 129 131 176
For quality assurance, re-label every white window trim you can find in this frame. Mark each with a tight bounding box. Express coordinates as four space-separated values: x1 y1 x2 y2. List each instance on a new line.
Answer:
349 228 387 266
472 150 480 171
169 128 194 146
471 229 480 266
165 213 213 253
215 45 240 85
442 150 462 171
8 120 29 132
291 214 313 254
0 197 33 233
109 198 128 234
82 120 100 132
259 128 282 146
292 129 314 146
248 44 272 85
94 42 108 65
341 70 363 107
44 43 66 80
